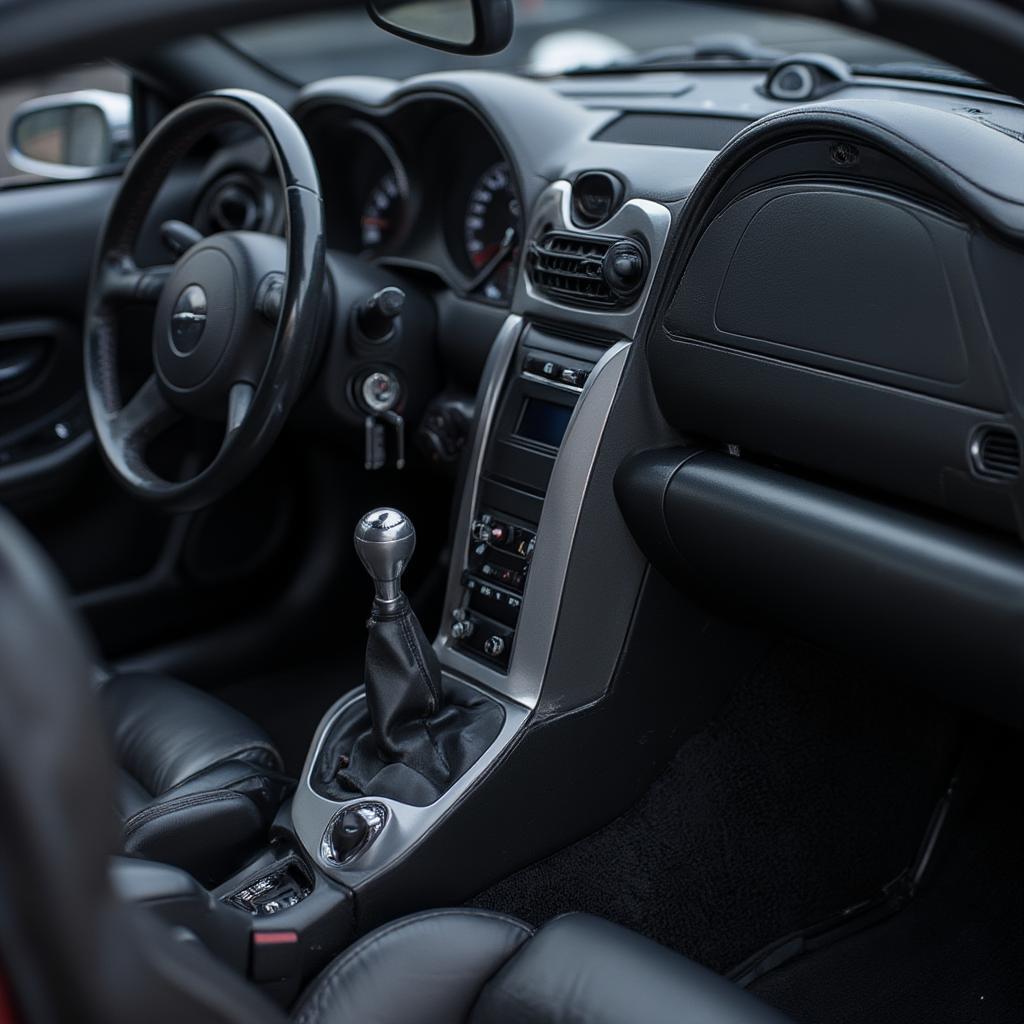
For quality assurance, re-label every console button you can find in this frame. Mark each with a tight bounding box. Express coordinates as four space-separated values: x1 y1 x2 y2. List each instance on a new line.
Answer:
471 517 493 543
451 618 475 639
483 635 506 658
560 367 589 388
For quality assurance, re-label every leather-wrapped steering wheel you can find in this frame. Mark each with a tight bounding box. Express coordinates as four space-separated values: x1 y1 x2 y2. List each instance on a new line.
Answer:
84 89 325 512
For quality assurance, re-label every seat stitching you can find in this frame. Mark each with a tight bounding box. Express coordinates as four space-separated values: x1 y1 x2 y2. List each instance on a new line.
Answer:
160 749 288 794
293 909 534 1024
122 788 259 837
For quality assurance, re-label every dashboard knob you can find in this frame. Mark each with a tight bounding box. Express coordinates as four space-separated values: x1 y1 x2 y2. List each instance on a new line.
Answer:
602 240 647 299
357 286 406 342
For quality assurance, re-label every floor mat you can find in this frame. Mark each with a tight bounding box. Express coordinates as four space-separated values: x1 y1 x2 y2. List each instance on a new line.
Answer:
469 640 963 974
749 737 1024 1024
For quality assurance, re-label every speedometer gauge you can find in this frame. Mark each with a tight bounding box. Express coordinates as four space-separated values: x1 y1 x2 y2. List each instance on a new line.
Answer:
463 161 521 302
360 169 405 251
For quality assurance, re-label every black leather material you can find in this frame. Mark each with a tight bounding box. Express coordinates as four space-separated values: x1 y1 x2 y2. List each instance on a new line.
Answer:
364 597 442 763
100 672 291 884
314 599 505 806
295 910 792 1024
293 909 533 1024
0 507 288 1024
473 914 792 1024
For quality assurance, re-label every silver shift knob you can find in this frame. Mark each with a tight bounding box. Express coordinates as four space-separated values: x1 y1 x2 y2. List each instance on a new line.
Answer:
354 508 416 605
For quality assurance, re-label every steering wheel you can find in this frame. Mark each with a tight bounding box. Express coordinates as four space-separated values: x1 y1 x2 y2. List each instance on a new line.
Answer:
83 90 325 512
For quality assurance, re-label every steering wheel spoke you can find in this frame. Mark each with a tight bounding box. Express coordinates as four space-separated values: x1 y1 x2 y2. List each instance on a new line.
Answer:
98 258 173 308
226 382 255 437
111 375 180 447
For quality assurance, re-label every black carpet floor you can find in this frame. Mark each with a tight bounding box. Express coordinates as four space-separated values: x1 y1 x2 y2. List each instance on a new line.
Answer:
470 640 964 975
749 738 1023 1024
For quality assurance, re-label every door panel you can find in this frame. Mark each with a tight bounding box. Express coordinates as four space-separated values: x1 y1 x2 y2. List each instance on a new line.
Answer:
0 178 116 503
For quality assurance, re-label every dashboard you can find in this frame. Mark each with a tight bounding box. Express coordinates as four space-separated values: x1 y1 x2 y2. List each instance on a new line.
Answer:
155 56 1024 725
297 96 523 305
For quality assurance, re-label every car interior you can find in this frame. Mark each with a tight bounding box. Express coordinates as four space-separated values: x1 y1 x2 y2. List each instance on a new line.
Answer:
0 1 1021 1022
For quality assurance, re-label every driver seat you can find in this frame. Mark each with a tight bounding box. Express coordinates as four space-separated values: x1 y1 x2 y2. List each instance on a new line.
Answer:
97 669 291 885
6 514 290 886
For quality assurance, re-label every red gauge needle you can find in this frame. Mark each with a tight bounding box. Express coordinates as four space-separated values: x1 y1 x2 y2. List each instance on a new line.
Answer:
468 226 517 290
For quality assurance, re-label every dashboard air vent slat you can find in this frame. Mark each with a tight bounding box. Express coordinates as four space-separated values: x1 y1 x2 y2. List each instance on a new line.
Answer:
528 232 618 308
972 427 1022 481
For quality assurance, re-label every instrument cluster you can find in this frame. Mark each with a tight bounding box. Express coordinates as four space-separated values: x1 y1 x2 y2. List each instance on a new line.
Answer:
298 99 522 306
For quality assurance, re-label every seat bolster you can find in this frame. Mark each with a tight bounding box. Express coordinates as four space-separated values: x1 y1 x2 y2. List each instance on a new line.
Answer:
293 909 533 1024
100 672 283 795
123 788 263 886
471 914 793 1024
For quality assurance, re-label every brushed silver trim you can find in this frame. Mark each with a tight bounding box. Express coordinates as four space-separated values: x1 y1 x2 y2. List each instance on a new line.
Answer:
513 180 672 337
436 338 632 707
520 369 584 394
292 675 529 888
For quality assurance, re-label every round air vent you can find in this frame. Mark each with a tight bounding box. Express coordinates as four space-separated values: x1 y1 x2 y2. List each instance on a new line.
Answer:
571 171 624 228
765 56 850 102
194 171 274 235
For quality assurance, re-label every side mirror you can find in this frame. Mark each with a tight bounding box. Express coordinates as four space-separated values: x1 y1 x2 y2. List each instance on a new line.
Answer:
366 0 513 55
8 90 133 181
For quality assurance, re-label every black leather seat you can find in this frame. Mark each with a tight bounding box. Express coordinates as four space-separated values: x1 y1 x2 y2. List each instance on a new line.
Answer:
99 670 291 884
293 908 791 1024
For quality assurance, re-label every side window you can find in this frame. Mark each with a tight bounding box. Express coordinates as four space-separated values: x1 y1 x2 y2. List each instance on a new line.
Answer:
0 63 131 189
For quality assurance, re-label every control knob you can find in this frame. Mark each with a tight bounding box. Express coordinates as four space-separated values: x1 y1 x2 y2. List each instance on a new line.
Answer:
329 808 369 860
602 239 647 300
356 286 405 342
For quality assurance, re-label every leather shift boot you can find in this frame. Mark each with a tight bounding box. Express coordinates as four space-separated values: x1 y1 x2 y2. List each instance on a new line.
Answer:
315 597 505 806
364 596 443 769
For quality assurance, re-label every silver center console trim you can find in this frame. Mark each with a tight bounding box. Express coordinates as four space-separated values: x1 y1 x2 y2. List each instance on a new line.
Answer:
520 369 584 394
291 674 529 887
437 339 632 707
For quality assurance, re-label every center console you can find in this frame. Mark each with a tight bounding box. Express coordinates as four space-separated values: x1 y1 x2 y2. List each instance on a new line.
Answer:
448 327 600 673
171 179 677 1005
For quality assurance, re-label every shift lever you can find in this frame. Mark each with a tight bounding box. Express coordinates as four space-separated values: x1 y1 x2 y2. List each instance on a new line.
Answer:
314 505 505 805
354 508 416 607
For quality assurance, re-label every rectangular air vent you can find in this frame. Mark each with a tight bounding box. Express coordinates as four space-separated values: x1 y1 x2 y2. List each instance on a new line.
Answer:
527 232 617 308
972 427 1022 481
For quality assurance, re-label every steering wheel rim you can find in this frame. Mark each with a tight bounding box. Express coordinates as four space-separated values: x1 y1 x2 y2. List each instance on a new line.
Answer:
83 89 325 513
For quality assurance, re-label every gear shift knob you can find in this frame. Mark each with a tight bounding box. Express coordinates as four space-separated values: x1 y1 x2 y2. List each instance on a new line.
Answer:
354 508 416 606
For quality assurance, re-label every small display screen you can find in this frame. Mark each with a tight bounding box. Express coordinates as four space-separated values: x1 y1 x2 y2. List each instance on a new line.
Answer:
516 398 573 449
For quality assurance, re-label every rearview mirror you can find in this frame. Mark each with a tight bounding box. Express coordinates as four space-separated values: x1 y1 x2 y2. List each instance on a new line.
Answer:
366 0 513 55
8 90 133 181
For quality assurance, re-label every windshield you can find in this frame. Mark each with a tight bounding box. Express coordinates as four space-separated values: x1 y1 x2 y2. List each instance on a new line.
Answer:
226 0 959 84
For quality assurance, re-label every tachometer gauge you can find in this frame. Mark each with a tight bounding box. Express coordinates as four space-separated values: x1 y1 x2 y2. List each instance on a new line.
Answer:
463 161 521 301
360 169 405 252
